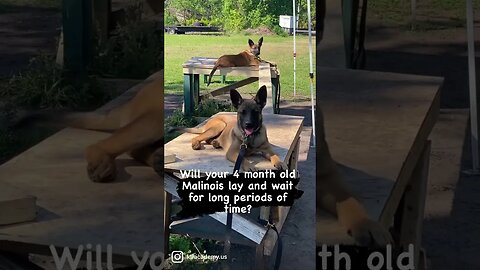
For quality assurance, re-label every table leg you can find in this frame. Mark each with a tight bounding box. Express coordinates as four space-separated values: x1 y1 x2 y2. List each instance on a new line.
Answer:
193 74 200 106
184 74 194 116
184 74 200 116
255 241 265 270
395 140 431 269
163 191 172 259
271 76 280 114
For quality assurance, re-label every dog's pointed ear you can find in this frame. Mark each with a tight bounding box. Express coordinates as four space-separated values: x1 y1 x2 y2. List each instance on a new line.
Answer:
230 89 244 109
258 37 263 47
248 39 255 47
255 86 267 109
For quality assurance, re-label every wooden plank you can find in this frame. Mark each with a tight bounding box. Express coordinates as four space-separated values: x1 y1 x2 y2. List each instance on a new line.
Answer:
259 62 274 114
263 137 300 256
182 57 278 78
380 88 440 225
207 77 258 98
183 67 277 79
0 184 36 226
164 113 303 173
316 67 442 245
164 174 267 245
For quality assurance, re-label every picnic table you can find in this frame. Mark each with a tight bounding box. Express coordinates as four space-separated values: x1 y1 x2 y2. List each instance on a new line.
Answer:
182 57 281 115
316 67 442 270
164 112 304 269
0 79 164 268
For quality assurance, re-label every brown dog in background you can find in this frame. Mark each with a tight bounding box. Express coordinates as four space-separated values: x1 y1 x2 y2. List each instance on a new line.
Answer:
207 37 263 86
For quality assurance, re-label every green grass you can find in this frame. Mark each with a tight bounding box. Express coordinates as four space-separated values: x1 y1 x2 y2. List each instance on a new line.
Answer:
369 0 480 29
165 34 315 101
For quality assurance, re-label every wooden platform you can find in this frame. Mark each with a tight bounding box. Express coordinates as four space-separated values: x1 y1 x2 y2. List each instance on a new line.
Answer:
0 82 164 265
164 112 304 266
182 57 280 115
182 57 278 78
316 67 442 254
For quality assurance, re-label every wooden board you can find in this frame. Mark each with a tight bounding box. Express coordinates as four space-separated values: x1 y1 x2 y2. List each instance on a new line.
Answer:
316 67 442 244
164 112 304 173
259 62 274 114
0 184 36 225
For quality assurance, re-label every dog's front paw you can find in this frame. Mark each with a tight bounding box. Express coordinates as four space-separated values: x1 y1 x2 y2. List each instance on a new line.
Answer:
348 218 392 247
242 162 257 172
191 139 201 150
274 160 288 170
271 155 288 170
211 139 222 149
85 145 116 182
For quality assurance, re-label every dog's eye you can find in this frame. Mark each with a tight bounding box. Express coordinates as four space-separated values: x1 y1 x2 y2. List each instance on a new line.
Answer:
241 110 246 114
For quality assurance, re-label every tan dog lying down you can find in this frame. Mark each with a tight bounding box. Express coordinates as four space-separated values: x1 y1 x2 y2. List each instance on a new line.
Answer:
20 72 164 182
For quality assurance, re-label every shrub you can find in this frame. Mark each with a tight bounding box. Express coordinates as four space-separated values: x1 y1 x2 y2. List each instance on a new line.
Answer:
91 18 164 79
0 55 110 110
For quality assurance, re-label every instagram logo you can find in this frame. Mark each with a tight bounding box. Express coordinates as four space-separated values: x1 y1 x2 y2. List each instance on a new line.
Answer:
171 251 184 264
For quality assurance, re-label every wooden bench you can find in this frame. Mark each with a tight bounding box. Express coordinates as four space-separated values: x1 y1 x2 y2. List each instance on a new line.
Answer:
164 112 304 269
0 78 164 267
182 57 281 115
316 67 442 269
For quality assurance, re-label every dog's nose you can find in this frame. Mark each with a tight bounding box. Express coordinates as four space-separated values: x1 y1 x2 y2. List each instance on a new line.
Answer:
245 123 254 128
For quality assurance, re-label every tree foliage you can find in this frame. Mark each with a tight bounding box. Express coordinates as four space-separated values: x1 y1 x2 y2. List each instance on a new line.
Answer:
165 0 316 32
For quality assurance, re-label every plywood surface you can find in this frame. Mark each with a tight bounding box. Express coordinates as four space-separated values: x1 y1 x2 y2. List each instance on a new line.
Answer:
316 67 441 244
164 112 304 174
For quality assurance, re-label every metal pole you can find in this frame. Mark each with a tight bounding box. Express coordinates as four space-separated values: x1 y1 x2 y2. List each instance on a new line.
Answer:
307 0 316 146
293 0 297 97
467 0 479 172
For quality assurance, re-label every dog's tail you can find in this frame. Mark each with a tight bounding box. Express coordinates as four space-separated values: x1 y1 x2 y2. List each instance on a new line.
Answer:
167 126 204 134
207 62 220 86
13 107 128 132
